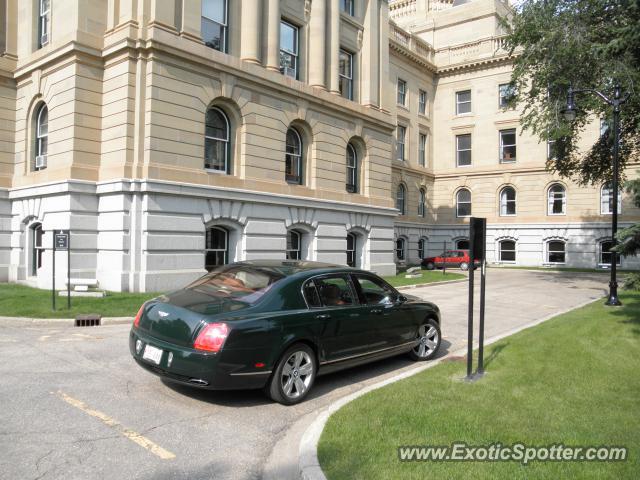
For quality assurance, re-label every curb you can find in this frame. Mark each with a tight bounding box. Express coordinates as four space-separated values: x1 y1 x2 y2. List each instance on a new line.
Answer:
298 295 604 480
396 278 466 291
0 316 133 326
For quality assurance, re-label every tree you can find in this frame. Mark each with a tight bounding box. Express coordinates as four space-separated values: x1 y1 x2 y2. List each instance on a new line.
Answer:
504 0 640 257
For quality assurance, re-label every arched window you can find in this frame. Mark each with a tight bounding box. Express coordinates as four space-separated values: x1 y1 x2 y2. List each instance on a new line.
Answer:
601 183 622 215
547 240 566 264
31 223 44 276
599 240 621 266
205 226 228 271
456 239 470 250
418 238 427 259
34 104 48 171
285 128 303 184
395 237 406 261
205 107 230 173
499 240 516 262
346 143 358 193
286 230 302 260
548 184 566 215
396 184 406 215
456 189 471 217
346 233 357 267
499 186 516 216
418 188 426 217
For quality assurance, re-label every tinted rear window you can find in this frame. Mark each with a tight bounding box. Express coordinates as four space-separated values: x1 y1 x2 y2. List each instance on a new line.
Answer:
186 266 285 304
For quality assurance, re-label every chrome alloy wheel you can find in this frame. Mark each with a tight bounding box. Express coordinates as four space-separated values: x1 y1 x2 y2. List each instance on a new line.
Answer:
280 351 314 399
414 324 439 358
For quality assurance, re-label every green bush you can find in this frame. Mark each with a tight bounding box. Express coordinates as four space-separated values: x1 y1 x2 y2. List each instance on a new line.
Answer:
623 272 640 291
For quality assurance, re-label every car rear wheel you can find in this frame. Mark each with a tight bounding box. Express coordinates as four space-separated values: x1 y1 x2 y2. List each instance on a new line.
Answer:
409 320 441 361
267 343 316 405
459 262 469 271
424 262 435 270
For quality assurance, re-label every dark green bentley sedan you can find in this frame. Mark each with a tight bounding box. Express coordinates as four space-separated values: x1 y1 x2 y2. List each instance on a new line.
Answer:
130 260 442 405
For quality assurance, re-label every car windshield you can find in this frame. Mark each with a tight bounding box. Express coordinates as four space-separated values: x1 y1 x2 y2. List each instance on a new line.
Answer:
185 266 286 304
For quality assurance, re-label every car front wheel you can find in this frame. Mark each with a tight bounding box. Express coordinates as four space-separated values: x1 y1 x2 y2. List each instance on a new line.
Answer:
409 320 441 361
424 262 435 270
267 343 316 405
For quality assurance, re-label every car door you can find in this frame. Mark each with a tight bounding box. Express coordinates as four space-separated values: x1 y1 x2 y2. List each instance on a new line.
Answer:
308 274 374 362
351 274 417 349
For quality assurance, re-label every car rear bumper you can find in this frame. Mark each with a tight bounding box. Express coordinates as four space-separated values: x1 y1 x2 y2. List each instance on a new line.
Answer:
129 329 271 390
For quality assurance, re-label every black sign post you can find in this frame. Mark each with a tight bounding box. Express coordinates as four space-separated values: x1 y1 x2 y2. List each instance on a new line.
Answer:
442 240 447 276
52 230 71 311
466 218 486 380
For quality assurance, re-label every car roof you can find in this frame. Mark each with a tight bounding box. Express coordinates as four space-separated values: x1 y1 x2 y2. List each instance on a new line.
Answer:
232 259 353 276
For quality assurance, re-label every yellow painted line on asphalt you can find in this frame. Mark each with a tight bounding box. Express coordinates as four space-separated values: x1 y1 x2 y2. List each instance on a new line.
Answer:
57 391 176 460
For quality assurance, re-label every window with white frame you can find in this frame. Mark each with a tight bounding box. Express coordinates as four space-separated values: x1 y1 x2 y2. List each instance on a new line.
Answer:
601 183 622 215
599 240 621 266
280 21 299 79
346 143 358 193
547 240 566 264
499 240 516 262
395 238 406 261
285 127 303 184
202 0 228 52
456 189 472 217
397 79 407 105
346 233 357 267
205 226 229 271
31 223 44 276
456 134 471 166
38 0 51 48
419 133 427 167
499 129 517 163
547 184 566 215
205 107 230 173
286 230 302 260
397 125 406 161
456 90 471 114
339 49 354 100
499 186 516 216
418 89 427 114
499 83 515 109
418 188 426 217
547 138 557 160
418 238 426 259
340 0 354 15
396 184 406 215
34 104 48 171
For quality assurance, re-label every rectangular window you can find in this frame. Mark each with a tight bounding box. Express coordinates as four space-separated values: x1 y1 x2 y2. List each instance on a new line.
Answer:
456 90 471 114
456 134 471 167
547 138 557 160
397 126 406 161
499 84 515 109
280 21 299 79
202 0 228 53
397 79 407 106
418 89 427 114
418 133 427 167
340 0 355 15
599 241 621 266
499 129 517 163
339 50 353 100
547 241 566 264
38 0 51 48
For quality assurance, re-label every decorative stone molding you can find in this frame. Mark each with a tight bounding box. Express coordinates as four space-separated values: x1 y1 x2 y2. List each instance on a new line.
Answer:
304 0 312 21
493 229 519 241
346 212 372 233
286 206 318 229
541 228 570 242
205 199 248 226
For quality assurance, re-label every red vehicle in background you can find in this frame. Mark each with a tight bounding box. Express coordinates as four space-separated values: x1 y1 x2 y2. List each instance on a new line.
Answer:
421 250 477 271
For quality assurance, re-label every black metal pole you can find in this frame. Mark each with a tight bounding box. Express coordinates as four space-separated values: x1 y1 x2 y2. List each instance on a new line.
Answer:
67 233 71 310
605 84 622 306
466 233 475 379
443 240 446 276
477 259 486 375
52 233 56 311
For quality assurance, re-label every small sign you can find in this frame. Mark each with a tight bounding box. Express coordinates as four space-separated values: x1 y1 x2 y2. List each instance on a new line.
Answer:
55 230 70 250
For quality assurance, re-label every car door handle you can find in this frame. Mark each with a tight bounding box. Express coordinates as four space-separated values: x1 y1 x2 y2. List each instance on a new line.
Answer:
370 308 383 314
315 313 331 320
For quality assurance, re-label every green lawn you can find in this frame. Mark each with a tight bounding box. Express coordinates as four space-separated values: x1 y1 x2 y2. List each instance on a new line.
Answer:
0 283 158 318
318 292 640 479
383 270 465 287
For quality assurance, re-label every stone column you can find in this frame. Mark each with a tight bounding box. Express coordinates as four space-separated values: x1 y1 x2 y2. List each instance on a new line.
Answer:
328 0 340 94
361 0 380 107
308 0 326 89
265 0 280 71
241 0 262 63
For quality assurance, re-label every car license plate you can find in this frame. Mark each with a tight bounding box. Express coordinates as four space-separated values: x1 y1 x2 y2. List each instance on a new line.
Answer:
142 344 163 365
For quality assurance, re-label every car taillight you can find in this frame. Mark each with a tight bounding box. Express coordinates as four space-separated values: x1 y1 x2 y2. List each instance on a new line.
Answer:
133 304 144 328
194 323 229 353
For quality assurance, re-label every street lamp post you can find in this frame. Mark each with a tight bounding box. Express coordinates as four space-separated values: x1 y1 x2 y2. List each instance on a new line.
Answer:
563 83 628 306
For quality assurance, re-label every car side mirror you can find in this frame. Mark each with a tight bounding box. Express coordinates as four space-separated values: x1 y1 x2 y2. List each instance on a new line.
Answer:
396 294 408 304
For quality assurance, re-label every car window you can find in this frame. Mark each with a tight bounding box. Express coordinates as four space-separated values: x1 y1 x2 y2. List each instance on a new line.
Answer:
315 276 355 307
353 275 395 305
302 280 322 308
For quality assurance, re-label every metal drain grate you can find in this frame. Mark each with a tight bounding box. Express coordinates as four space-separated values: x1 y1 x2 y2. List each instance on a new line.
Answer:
75 314 102 327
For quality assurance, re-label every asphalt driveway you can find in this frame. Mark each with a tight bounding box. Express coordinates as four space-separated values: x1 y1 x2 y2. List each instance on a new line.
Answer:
0 270 608 480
